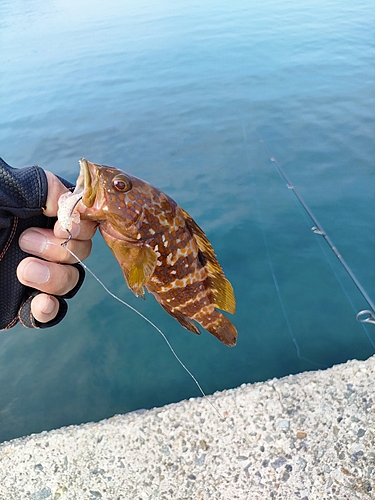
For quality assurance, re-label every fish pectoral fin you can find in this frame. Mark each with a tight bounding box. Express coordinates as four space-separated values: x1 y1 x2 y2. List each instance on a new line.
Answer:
127 246 157 297
104 238 157 298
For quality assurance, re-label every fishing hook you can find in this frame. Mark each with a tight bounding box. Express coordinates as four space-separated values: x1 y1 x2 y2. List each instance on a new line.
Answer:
62 230 72 247
61 195 83 247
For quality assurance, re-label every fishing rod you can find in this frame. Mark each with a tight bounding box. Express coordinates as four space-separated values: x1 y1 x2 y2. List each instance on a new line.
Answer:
258 138 375 326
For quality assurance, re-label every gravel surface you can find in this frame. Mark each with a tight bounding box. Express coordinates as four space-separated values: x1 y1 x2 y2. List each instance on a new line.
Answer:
0 356 374 500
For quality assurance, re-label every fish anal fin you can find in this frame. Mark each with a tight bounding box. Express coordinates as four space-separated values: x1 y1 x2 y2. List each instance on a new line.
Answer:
159 300 201 335
173 310 201 335
181 208 236 314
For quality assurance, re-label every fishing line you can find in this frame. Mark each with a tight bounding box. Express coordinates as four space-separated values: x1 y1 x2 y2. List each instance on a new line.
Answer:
60 245 257 447
59 241 226 421
242 123 320 367
312 231 375 348
275 174 375 348
255 133 375 345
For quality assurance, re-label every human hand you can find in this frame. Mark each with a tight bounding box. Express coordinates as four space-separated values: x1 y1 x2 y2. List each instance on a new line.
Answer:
17 171 97 324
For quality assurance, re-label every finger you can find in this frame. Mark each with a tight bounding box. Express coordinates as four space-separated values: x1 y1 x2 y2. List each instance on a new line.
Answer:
54 219 97 241
43 171 71 217
19 228 92 264
44 171 98 241
31 294 60 323
17 257 80 296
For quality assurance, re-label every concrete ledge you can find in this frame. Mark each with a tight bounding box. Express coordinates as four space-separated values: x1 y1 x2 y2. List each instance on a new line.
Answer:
0 356 374 499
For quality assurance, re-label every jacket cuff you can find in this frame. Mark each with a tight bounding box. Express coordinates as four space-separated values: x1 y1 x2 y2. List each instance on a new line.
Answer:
0 158 48 226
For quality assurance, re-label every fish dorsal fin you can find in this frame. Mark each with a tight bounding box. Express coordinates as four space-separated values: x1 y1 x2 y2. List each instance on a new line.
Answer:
102 234 157 298
181 208 236 314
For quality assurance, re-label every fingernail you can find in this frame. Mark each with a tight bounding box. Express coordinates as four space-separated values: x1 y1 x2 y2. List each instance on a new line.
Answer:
70 223 80 239
23 261 50 284
39 295 56 315
19 230 47 255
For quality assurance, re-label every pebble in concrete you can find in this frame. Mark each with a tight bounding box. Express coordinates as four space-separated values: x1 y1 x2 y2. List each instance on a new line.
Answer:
0 356 374 499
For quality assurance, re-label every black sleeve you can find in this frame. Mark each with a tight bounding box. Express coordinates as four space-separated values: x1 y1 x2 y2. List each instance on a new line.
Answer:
0 158 85 330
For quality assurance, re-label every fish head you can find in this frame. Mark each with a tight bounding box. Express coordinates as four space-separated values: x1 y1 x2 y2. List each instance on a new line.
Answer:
76 158 141 236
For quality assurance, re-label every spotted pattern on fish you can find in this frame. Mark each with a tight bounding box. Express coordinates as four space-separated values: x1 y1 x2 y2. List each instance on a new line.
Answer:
76 159 237 346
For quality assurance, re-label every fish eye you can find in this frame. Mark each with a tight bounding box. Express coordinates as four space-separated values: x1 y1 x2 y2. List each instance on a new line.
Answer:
113 175 132 192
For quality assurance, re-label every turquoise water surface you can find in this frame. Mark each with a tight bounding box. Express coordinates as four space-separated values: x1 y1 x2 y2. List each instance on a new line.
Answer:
0 0 374 442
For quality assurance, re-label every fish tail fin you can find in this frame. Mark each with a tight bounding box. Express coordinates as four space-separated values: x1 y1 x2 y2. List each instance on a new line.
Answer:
205 312 238 347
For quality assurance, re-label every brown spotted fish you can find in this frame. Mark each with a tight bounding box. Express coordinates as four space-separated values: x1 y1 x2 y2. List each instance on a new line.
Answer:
74 159 237 346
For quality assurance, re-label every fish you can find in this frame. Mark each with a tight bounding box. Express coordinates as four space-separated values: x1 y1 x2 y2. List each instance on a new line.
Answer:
72 158 237 346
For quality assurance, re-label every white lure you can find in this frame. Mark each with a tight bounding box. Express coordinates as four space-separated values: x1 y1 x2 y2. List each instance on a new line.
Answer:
57 191 82 233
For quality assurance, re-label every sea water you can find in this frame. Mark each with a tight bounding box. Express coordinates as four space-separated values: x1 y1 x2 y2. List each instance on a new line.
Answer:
0 0 374 442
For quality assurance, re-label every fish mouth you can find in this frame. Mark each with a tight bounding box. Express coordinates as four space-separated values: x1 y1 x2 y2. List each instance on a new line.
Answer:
76 158 98 208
